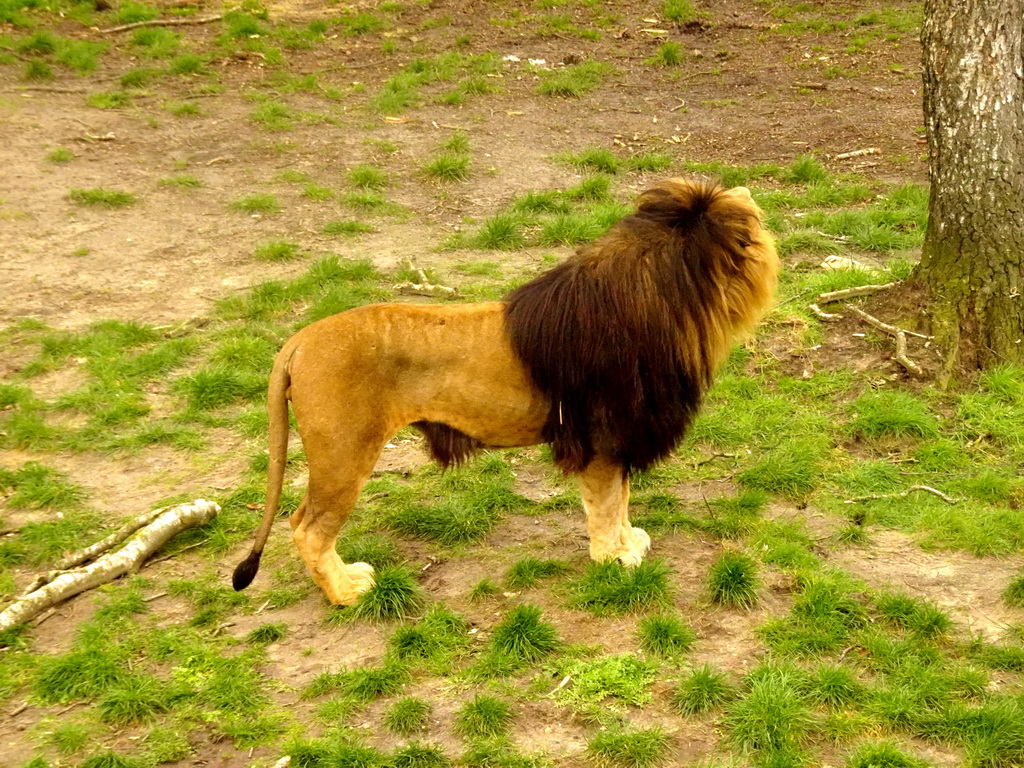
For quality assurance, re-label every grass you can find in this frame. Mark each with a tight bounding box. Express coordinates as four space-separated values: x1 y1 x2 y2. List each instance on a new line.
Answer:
645 42 684 66
1004 573 1024 607
0 462 84 510
671 665 734 716
487 604 560 662
724 664 813 758
586 726 669 768
229 193 281 215
707 551 760 608
505 557 569 589
570 560 673 615
68 188 136 207
537 60 614 97
422 152 470 181
553 653 657 712
253 239 301 261
349 566 426 620
385 697 432 735
348 164 388 190
635 614 696 658
455 695 512 739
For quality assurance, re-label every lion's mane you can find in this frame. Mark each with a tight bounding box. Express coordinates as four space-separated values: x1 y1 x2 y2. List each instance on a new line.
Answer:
504 179 777 474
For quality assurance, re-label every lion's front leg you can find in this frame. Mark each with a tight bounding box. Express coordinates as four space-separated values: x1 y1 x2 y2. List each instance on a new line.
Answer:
577 456 650 567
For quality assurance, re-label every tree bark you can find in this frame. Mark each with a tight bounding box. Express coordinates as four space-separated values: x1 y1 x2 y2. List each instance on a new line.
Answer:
913 0 1024 380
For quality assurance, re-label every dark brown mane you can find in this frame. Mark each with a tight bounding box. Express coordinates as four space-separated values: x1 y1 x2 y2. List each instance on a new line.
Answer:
504 179 778 474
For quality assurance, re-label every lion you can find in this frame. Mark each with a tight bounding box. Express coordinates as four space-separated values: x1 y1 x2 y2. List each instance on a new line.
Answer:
232 179 779 605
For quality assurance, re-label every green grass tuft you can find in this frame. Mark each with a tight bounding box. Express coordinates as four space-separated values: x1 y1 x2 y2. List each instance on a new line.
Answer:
537 60 614 97
645 42 684 67
636 614 696 658
843 741 929 768
0 462 84 510
471 212 527 250
68 188 136 207
570 559 673 615
350 565 426 620
455 694 513 740
586 726 669 768
488 604 560 662
671 664 734 716
422 153 470 181
724 664 813 756
230 193 281 215
253 239 301 261
707 551 759 609
385 696 432 735
505 557 569 589
1003 573 1024 608
554 653 657 711
348 164 388 190
850 390 940 439
390 742 452 768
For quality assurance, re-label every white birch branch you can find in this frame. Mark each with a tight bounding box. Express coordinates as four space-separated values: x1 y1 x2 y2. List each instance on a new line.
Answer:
0 500 219 633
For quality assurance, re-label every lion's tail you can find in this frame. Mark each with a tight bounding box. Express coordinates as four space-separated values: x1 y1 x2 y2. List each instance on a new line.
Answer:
232 342 293 592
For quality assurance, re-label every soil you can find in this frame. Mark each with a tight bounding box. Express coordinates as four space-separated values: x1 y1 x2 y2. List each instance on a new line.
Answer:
1 1 1021 766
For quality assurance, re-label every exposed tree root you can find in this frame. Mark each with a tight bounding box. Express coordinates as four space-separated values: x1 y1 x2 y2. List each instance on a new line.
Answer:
812 283 933 378
0 500 219 633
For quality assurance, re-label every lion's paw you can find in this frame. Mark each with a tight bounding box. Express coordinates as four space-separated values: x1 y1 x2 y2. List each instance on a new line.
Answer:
617 527 651 568
328 562 376 606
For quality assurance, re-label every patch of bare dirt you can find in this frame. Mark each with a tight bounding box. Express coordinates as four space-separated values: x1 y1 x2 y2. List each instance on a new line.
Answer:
833 529 1024 640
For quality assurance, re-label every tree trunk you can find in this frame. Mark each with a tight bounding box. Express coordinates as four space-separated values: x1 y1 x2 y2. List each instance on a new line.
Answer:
913 0 1024 380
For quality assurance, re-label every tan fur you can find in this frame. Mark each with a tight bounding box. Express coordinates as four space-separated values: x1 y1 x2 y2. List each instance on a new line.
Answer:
234 180 779 605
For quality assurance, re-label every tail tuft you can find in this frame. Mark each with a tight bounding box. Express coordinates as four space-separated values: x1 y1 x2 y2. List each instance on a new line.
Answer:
232 550 263 591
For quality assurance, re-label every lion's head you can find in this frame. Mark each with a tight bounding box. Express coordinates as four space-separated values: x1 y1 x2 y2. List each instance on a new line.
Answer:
505 179 779 473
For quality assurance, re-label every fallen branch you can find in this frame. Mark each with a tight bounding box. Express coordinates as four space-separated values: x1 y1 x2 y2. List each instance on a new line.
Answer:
845 485 959 505
845 306 933 340
812 283 933 378
845 306 932 378
21 506 169 595
100 14 223 33
0 500 219 633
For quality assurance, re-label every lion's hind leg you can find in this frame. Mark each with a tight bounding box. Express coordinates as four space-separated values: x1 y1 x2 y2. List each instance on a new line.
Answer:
577 456 650 567
291 447 380 606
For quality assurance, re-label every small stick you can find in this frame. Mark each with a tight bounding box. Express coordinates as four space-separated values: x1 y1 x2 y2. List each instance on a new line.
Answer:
100 14 223 33
835 147 880 160
845 485 959 505
695 452 736 467
816 283 899 304
808 303 842 321
894 330 924 377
